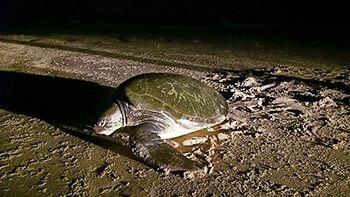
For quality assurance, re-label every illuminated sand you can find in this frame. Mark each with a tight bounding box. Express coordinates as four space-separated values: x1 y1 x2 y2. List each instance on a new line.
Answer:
0 35 349 196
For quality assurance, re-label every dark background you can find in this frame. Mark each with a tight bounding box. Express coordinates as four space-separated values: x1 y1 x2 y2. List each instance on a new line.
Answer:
0 0 349 29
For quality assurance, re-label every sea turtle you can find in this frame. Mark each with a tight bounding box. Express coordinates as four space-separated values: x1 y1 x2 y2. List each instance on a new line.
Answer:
93 73 228 172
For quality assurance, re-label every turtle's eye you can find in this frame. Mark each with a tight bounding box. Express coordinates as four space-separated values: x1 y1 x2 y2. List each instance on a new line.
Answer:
98 119 107 127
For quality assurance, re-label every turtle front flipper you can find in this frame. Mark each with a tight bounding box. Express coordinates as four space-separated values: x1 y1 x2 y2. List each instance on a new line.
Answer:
130 122 203 174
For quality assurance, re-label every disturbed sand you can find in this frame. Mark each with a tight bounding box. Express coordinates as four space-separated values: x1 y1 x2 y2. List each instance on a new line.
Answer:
0 30 350 196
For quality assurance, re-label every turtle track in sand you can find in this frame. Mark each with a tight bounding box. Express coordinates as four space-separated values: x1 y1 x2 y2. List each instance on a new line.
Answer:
176 69 350 195
171 69 350 181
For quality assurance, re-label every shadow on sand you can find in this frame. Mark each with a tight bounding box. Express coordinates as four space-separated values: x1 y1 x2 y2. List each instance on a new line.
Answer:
0 70 138 160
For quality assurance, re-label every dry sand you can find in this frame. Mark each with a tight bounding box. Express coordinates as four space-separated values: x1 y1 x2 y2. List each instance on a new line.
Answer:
0 39 349 196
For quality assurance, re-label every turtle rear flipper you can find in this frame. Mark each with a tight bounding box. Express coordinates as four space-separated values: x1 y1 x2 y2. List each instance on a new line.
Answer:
130 122 203 173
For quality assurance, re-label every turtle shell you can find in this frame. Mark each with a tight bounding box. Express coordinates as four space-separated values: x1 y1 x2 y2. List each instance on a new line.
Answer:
115 73 228 125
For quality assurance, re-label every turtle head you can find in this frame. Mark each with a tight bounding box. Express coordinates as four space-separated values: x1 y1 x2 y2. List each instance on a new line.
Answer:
93 102 126 135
